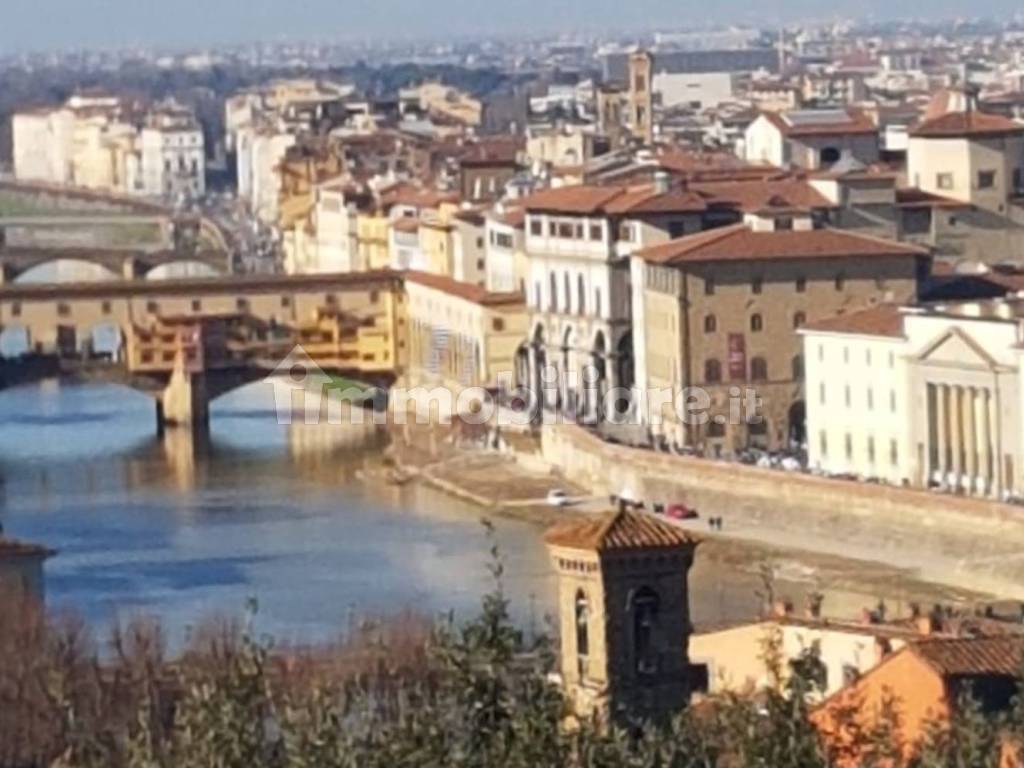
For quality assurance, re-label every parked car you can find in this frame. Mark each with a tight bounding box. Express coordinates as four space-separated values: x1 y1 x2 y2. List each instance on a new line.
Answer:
666 503 699 521
546 489 571 507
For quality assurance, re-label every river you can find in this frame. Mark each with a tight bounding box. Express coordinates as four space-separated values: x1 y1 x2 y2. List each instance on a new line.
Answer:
0 379 983 651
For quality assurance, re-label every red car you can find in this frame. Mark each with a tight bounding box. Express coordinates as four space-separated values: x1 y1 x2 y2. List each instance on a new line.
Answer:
665 503 699 521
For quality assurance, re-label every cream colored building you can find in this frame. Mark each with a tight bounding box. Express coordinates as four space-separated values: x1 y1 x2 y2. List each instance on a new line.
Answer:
907 111 1024 212
742 109 880 170
401 82 482 127
802 298 1024 499
404 270 527 393
690 616 914 699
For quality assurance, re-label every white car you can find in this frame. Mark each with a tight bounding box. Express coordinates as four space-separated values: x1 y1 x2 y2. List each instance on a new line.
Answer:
546 489 571 507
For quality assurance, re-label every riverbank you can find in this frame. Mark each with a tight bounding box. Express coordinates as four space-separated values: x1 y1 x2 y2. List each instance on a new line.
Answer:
378 420 993 625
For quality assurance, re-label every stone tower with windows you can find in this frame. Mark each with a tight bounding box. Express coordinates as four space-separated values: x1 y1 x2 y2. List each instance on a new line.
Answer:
627 51 654 145
544 510 699 725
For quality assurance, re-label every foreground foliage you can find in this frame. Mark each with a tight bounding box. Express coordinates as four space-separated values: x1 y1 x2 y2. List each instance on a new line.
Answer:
1 547 1021 768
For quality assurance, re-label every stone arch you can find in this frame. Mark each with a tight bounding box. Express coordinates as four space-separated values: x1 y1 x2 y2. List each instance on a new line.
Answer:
12 258 120 284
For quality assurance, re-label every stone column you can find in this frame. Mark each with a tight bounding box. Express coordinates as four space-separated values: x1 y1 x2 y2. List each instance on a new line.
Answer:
977 388 992 497
936 384 950 482
964 386 978 494
159 353 209 432
950 385 963 490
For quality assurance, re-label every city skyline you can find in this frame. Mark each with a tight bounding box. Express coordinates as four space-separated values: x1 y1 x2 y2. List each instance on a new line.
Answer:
3 0 1024 52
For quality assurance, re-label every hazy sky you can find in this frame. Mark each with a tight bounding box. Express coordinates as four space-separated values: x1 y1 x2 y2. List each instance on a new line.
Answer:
3 0 1022 52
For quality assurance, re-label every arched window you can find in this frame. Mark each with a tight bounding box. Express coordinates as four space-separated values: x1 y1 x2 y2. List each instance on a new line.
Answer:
750 313 764 333
793 311 807 329
704 314 717 334
575 590 590 678
820 146 841 166
792 354 804 380
633 587 660 674
594 288 602 318
549 272 558 312
577 274 586 315
564 272 571 314
751 356 769 381
705 358 722 383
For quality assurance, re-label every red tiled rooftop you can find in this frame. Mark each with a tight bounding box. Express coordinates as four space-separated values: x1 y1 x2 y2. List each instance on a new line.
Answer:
544 510 700 553
910 110 1024 138
911 636 1024 678
521 183 707 216
800 304 906 339
636 224 926 266
761 109 877 137
691 178 835 214
403 270 523 307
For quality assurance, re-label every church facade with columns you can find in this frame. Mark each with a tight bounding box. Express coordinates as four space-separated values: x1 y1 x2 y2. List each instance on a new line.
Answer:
802 299 1024 500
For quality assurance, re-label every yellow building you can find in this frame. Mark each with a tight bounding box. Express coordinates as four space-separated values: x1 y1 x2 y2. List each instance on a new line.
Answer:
357 211 391 270
403 270 527 392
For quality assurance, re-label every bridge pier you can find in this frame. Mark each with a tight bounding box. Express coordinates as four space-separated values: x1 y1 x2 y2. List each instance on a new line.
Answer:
157 354 210 433
122 256 140 281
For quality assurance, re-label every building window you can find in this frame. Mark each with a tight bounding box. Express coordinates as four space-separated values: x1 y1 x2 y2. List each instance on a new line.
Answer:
575 590 590 678
281 296 291 308
325 293 337 306
752 276 763 295
632 587 659 675
843 347 850 364
236 298 249 312
549 272 558 312
818 343 824 362
750 313 763 333
101 301 112 315
936 173 954 190
192 299 202 312
594 288 602 317
57 302 70 318
890 439 899 467
978 170 996 190
750 357 768 381
819 381 826 405
11 302 21 317
867 389 874 410
564 272 571 313
776 216 794 231
530 219 542 236
866 349 873 366
619 222 635 242
704 314 717 333
548 221 558 237
820 430 828 458
845 433 853 461
558 222 575 239
146 301 159 314
792 354 804 380
589 224 602 241
844 385 852 408
793 311 806 329
890 389 897 412
492 318 505 332
796 276 807 293
835 273 846 291
705 359 722 383
577 275 586 315
534 282 542 309
705 276 715 296
867 437 876 465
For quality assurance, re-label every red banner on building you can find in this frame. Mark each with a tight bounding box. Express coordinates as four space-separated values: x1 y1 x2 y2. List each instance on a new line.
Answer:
728 333 747 382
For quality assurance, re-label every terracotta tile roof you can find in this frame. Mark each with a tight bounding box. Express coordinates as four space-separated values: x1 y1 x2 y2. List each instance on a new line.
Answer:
544 510 699 553
761 109 877 137
800 304 906 338
910 111 1024 138
521 183 707 216
403 270 523 307
488 206 526 228
391 217 420 234
896 187 970 209
691 178 835 214
0 538 55 559
636 224 926 266
911 636 1024 678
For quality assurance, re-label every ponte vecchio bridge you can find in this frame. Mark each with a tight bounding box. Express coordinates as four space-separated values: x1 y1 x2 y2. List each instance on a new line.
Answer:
0 271 406 431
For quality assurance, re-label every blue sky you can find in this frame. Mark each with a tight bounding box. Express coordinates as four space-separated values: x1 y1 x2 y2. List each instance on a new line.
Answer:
3 0 1021 52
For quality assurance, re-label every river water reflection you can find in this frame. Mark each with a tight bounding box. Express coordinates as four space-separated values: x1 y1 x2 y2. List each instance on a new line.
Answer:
0 380 976 650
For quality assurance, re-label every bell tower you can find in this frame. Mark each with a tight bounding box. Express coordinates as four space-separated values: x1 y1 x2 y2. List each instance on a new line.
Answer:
544 510 699 725
627 50 654 145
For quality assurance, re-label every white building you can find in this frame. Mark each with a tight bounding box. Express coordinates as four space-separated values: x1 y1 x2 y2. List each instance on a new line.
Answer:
484 206 526 294
742 108 880 170
139 107 206 199
802 298 1024 500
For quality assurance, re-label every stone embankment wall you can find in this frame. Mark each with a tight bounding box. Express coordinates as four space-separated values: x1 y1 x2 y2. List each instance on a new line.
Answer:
541 424 1024 599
